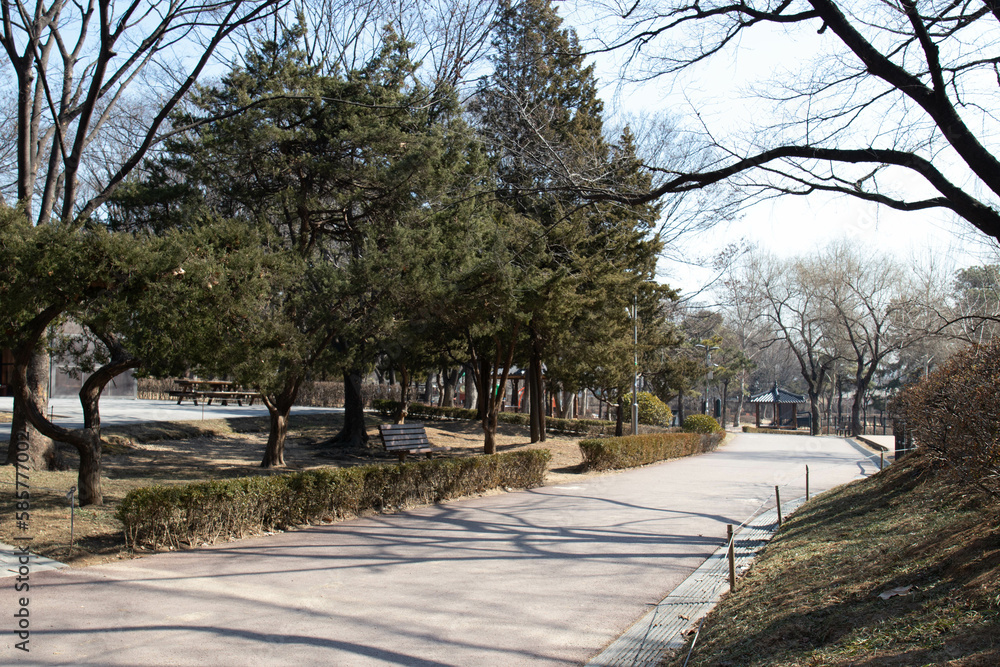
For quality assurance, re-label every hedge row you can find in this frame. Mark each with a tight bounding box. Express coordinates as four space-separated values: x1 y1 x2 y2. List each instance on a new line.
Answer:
116 450 551 550
741 426 810 434
578 432 725 471
371 399 480 422
371 399 612 434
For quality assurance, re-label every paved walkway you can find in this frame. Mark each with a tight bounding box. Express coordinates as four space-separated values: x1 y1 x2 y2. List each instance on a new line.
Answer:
1 433 877 666
0 397 342 440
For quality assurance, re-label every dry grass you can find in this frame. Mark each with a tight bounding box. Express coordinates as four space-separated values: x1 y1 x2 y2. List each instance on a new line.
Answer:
0 412 590 568
664 449 1000 666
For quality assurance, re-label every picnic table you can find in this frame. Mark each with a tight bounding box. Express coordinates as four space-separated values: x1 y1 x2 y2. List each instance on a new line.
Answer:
167 379 262 406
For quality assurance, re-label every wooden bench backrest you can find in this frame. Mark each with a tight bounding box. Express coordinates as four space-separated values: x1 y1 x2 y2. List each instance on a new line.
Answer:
379 423 431 450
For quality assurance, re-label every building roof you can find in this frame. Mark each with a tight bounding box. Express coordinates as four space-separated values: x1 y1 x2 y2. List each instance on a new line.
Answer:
750 382 805 404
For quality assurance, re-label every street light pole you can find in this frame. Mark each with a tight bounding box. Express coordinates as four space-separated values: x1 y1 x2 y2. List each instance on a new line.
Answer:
695 343 719 416
632 294 639 435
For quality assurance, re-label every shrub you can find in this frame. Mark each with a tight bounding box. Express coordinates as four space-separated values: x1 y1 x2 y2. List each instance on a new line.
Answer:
579 432 723 471
116 450 551 550
624 392 674 426
896 342 1000 496
682 414 724 434
392 402 614 435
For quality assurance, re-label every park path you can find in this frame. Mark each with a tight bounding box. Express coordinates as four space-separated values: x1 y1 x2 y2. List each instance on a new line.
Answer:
3 433 879 666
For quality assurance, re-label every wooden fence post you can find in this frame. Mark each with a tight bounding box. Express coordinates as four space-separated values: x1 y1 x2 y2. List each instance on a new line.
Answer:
727 524 736 591
775 486 783 527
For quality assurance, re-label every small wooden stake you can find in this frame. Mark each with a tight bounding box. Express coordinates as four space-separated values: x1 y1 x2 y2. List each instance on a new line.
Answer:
67 486 76 555
727 524 736 591
806 465 810 501
775 486 783 527
880 451 884 470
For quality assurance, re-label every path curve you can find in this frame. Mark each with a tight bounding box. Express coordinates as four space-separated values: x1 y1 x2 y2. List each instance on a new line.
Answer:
3 433 878 666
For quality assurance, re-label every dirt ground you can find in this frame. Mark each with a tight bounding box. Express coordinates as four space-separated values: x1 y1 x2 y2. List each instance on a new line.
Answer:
0 414 609 568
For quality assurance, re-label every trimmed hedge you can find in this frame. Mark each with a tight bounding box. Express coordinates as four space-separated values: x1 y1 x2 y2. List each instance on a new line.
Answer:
741 426 810 434
578 432 725 471
116 450 551 550
682 414 724 434
371 399 479 421
373 399 612 434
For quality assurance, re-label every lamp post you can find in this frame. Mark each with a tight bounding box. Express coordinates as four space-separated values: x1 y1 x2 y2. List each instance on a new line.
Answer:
695 343 719 415
631 295 639 435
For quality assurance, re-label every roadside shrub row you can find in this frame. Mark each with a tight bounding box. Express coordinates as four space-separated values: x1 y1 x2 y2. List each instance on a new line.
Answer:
116 450 551 550
578 432 724 471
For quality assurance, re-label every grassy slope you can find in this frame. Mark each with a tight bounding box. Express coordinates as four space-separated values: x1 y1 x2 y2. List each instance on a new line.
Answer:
666 451 1000 666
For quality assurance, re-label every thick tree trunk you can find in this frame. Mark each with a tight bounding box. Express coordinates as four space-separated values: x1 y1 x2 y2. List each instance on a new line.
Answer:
261 408 289 468
76 431 103 506
442 368 458 408
808 390 822 436
6 349 57 470
850 392 862 437
332 369 369 447
483 413 498 455
464 364 475 409
676 392 685 426
260 375 301 467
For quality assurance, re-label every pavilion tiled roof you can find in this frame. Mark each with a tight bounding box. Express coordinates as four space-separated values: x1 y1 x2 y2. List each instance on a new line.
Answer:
750 382 805 404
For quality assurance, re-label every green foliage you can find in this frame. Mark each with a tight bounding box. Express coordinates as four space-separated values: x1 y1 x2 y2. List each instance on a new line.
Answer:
682 414 724 434
897 341 1000 495
371 400 611 434
371 400 478 422
624 391 673 426
117 450 552 549
578 432 724 471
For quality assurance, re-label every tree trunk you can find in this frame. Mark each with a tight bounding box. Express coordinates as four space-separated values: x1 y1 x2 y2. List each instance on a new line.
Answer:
76 431 103 506
483 412 498 455
464 364 475 409
332 369 369 447
396 365 411 424
478 355 498 455
721 379 730 430
615 394 625 436
442 368 458 408
808 389 822 436
529 347 545 442
676 391 685 426
6 348 57 470
261 408 289 468
734 376 744 427
850 391 862 438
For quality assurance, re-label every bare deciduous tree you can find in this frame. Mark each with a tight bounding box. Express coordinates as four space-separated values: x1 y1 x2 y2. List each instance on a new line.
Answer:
578 0 1000 243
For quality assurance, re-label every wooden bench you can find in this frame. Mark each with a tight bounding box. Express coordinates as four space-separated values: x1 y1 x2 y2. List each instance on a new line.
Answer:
379 422 438 462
